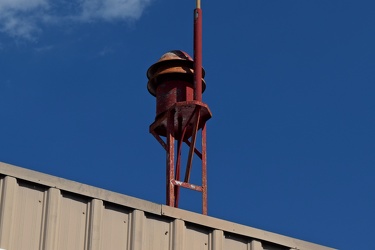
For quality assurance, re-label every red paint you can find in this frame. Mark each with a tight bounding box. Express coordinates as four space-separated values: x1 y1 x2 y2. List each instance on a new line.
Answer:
194 8 203 102
147 5 210 215
155 80 194 117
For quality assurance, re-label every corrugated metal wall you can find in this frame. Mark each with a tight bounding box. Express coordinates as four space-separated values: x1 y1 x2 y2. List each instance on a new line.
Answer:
0 163 335 250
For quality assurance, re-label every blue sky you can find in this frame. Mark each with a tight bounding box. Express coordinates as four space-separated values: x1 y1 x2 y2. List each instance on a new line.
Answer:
1 0 374 249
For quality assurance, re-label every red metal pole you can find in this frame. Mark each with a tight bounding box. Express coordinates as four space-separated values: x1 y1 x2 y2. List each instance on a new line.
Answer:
194 3 202 102
202 123 207 215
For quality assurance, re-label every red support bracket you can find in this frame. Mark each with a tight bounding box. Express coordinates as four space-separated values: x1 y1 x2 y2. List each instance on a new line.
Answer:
149 102 210 214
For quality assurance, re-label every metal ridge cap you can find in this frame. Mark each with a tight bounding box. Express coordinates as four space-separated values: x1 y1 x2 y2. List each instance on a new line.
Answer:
161 205 336 250
0 161 336 250
0 161 161 215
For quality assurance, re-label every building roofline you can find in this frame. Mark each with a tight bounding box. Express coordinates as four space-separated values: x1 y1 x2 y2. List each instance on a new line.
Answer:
0 161 335 250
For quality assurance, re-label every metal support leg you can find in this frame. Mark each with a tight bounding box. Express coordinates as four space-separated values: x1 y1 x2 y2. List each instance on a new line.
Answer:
185 107 201 183
175 117 183 207
202 124 207 215
167 110 175 207
150 102 211 214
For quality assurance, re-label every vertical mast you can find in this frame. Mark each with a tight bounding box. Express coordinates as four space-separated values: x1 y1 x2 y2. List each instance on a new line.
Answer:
194 0 203 102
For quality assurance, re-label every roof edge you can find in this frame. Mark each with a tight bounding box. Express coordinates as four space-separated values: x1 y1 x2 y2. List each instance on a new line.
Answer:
0 161 336 250
161 205 335 250
0 161 161 215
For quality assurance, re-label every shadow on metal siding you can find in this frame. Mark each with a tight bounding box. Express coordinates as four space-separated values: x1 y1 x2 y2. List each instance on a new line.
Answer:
143 213 171 250
13 180 45 250
224 233 249 250
101 202 131 249
0 178 47 250
58 191 90 249
185 223 210 250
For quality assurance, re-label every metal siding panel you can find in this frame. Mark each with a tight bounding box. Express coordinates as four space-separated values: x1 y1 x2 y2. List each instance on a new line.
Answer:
100 203 130 250
0 164 337 250
130 210 144 250
212 230 224 250
250 240 264 250
57 193 89 250
0 163 161 215
0 176 3 209
43 188 62 250
223 233 249 250
0 176 17 249
88 199 104 250
11 181 45 250
172 219 185 250
185 224 210 250
161 205 336 250
143 214 171 250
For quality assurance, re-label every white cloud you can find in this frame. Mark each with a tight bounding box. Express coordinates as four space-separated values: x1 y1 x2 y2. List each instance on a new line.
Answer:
98 46 114 56
80 0 151 21
34 44 54 52
0 0 49 40
0 0 152 40
0 0 48 12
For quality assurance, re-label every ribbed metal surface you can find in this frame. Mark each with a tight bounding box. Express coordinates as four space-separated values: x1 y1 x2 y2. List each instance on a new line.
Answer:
0 162 336 250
